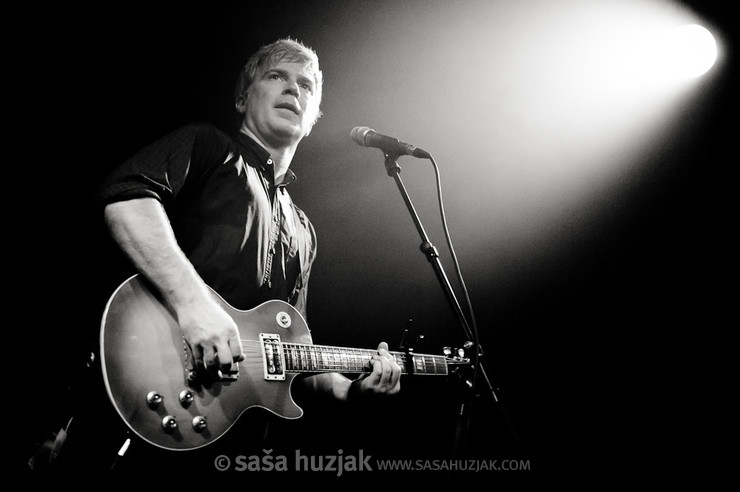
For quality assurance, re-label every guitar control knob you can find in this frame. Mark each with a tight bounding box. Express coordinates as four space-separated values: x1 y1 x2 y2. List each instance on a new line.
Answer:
146 391 163 408
192 416 207 432
161 416 178 432
179 389 194 406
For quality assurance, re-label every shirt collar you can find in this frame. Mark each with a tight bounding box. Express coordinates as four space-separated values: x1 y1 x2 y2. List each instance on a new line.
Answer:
236 131 297 187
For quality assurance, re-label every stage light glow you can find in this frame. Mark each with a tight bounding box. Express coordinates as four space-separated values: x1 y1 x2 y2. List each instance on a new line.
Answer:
315 0 726 290
663 24 717 79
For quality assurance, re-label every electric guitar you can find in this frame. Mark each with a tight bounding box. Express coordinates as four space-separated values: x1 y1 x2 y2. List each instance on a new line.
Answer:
100 274 469 451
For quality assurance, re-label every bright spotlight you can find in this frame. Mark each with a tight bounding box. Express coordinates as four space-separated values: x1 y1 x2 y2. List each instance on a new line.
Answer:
663 24 717 79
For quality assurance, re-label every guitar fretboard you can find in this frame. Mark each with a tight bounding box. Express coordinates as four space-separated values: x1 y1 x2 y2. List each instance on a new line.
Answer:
282 343 448 376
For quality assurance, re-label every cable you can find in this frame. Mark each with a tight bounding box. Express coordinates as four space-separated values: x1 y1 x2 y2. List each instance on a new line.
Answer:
427 155 481 392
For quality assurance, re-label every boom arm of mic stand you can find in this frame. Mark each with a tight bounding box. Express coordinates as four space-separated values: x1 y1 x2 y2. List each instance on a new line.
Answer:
383 155 471 341
382 153 499 401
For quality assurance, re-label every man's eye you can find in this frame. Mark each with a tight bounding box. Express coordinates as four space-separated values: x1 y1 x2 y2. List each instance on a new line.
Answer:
300 83 313 92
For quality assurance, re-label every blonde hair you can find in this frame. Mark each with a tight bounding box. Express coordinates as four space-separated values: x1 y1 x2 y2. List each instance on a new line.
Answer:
235 38 323 124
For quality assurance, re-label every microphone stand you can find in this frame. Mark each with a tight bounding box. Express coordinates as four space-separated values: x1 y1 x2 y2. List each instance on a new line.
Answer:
381 151 518 460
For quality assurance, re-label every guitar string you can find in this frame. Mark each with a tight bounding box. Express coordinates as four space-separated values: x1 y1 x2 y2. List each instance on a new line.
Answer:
231 340 448 374
234 339 450 365
235 347 439 365
236 339 444 360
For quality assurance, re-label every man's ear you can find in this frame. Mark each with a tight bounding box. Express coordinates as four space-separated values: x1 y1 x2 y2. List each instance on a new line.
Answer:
235 95 247 114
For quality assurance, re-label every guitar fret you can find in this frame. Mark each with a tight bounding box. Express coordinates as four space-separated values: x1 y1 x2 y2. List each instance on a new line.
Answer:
346 349 354 372
435 356 446 374
285 344 292 370
288 345 295 370
354 349 365 373
398 353 448 375
301 345 309 371
293 345 300 370
336 347 344 370
285 344 293 370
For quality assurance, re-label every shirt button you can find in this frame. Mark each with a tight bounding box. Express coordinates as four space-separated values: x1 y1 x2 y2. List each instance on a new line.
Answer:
267 158 273 165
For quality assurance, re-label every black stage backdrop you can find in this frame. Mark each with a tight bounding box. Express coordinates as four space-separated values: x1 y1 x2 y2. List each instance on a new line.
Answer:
14 0 735 484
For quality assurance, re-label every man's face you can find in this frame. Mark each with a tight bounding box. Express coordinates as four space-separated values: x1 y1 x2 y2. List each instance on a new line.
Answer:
242 60 321 149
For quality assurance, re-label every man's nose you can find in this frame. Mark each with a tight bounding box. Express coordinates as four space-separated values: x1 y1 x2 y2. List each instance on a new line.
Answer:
283 80 299 97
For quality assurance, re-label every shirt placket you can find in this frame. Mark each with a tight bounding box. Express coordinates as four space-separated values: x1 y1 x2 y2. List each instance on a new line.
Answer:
258 156 279 289
263 201 281 289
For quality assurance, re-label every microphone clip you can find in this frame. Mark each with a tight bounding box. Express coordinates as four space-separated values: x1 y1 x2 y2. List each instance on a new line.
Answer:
383 151 402 177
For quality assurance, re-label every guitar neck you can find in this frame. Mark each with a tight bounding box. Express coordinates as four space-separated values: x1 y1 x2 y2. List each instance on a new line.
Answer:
282 343 449 376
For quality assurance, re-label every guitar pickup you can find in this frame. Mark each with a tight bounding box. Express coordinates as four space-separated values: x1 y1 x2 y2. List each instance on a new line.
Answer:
260 333 285 381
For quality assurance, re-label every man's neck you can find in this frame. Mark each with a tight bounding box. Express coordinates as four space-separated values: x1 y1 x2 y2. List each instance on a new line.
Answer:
239 125 295 184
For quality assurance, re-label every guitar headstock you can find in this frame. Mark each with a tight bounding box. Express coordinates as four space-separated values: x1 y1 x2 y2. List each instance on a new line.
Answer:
442 346 471 367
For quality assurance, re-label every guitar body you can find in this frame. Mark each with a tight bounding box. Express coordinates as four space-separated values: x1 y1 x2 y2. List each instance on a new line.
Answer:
100 275 312 451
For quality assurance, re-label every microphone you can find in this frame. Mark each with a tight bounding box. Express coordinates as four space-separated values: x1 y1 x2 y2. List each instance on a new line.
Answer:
351 126 430 158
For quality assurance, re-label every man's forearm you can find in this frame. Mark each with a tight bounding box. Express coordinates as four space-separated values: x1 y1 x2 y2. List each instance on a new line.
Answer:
299 373 353 401
103 197 211 309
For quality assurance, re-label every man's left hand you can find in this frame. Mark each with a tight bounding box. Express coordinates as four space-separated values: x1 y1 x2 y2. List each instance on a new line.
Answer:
354 341 401 396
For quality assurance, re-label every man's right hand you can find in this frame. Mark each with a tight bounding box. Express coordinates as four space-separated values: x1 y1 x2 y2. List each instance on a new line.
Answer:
175 297 245 376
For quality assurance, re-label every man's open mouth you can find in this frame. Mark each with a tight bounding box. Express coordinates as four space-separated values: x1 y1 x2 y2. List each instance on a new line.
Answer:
275 103 300 115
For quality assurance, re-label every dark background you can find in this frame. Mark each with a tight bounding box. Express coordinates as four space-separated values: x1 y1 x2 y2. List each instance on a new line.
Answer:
15 0 734 482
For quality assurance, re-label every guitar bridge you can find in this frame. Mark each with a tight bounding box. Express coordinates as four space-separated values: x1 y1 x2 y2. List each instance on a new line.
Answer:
260 333 285 381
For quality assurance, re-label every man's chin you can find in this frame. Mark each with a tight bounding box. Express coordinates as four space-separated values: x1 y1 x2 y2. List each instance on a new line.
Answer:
273 121 306 140
245 120 307 148
258 126 303 149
